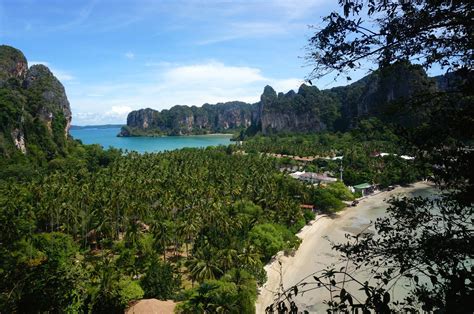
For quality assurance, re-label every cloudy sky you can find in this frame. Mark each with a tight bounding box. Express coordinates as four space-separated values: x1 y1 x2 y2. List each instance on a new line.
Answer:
1 0 369 125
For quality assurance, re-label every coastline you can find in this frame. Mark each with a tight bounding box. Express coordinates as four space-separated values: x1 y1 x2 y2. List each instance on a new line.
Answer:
255 181 436 313
117 131 235 138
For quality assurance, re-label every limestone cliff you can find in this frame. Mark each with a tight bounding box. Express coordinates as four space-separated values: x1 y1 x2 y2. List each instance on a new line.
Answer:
258 84 339 134
24 64 72 136
0 45 72 158
258 62 437 134
119 101 254 136
121 62 445 137
0 45 28 84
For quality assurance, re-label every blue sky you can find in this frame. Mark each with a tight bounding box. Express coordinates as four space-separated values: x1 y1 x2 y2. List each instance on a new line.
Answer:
0 0 390 125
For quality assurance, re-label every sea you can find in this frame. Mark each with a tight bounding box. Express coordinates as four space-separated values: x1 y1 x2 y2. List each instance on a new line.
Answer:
70 126 233 153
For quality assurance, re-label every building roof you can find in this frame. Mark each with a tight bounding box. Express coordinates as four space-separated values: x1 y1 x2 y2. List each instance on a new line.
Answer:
299 172 337 182
353 183 372 189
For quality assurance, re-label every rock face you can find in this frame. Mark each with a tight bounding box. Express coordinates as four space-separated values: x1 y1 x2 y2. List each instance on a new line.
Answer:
127 108 158 130
120 101 254 136
258 84 338 134
24 64 72 135
328 62 436 130
121 61 444 137
257 62 436 134
0 45 28 84
0 45 72 157
11 128 26 153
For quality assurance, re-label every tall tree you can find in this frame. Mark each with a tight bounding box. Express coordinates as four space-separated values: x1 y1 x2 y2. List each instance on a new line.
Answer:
268 1 473 313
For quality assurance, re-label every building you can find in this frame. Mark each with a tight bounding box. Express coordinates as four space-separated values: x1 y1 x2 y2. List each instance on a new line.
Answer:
292 171 338 184
371 152 415 160
300 204 317 212
353 183 375 196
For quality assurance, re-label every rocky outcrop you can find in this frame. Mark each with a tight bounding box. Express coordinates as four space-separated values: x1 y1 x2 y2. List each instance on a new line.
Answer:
126 108 159 130
24 64 72 135
121 62 446 137
258 85 335 134
0 45 28 85
11 128 26 153
120 101 255 136
327 62 437 130
0 45 72 157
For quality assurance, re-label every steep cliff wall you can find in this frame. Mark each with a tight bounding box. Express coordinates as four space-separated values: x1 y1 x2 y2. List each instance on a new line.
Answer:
257 62 436 134
258 85 340 134
0 45 72 158
119 101 255 136
120 62 442 137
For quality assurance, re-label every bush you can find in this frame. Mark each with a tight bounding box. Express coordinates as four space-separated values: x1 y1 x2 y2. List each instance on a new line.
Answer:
311 188 346 212
303 208 316 222
140 258 181 300
249 223 300 260
118 279 144 308
326 181 355 201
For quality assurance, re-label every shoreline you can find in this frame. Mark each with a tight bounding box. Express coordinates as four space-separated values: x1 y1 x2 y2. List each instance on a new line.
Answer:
255 181 435 313
117 132 235 138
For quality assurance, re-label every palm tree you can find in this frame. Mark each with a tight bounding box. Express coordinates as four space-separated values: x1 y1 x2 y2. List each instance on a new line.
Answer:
185 256 223 285
152 220 173 261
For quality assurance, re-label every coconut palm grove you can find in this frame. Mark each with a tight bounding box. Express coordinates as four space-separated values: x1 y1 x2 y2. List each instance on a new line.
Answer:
0 1 472 313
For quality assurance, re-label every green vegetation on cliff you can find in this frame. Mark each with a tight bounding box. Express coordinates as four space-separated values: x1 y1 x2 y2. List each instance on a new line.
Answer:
0 45 72 169
123 61 441 138
120 101 253 137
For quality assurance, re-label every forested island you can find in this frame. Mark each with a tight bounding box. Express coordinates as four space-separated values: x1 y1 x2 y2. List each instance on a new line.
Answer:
0 0 472 313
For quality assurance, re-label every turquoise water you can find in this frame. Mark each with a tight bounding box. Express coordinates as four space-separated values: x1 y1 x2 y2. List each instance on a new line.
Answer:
70 127 233 153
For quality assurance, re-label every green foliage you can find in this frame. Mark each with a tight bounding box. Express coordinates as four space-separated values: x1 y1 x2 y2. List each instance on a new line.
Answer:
302 208 316 222
249 223 300 260
268 1 474 312
118 279 144 308
241 119 423 188
310 187 346 212
0 144 311 311
306 0 471 77
177 269 256 314
242 119 402 158
141 258 181 300
325 181 355 201
7 233 87 313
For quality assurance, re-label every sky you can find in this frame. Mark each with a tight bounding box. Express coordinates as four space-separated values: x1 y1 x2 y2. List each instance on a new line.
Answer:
1 0 380 125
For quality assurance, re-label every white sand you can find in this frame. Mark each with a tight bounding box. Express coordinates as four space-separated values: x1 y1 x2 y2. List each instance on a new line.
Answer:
255 182 435 313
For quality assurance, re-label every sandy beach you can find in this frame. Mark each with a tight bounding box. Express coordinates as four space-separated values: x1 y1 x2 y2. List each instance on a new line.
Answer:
256 181 435 313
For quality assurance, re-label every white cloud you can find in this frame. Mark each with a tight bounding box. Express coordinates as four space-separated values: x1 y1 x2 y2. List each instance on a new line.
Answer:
69 61 304 125
106 105 133 117
125 52 135 59
163 61 266 87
